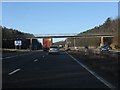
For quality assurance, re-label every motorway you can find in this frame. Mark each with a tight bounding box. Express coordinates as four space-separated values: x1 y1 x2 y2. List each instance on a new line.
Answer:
2 50 115 89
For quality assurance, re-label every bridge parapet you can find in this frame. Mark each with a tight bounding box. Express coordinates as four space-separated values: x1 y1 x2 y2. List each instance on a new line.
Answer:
34 33 78 37
33 33 114 38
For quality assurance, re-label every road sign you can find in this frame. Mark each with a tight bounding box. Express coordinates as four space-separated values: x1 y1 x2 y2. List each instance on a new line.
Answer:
14 40 22 46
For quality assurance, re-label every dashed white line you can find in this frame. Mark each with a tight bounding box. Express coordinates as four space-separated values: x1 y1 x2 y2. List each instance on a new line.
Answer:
2 53 31 59
2 50 43 60
34 59 38 62
8 69 21 75
65 51 116 89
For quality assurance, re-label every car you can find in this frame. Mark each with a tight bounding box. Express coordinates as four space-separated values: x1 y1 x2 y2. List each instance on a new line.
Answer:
48 45 60 54
74 47 79 52
99 45 112 51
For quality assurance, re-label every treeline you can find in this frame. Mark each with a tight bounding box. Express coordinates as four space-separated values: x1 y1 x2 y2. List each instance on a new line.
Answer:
1 26 42 49
80 18 118 34
66 18 120 48
2 26 34 39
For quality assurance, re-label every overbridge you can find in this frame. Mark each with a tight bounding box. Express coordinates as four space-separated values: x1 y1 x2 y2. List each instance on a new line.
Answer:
33 33 114 38
3 33 114 49
27 33 114 49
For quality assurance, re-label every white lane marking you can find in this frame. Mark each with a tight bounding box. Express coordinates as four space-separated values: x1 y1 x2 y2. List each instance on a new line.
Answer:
34 59 38 62
2 50 43 60
43 55 45 58
2 53 31 60
8 69 21 75
65 51 116 89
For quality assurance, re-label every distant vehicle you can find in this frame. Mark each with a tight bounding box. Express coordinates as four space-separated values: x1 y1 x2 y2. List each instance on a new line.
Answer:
48 45 59 54
43 38 52 51
99 45 112 51
75 47 79 51
59 45 63 48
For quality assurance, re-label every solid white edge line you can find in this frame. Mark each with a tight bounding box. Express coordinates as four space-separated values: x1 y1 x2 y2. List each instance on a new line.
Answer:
8 69 21 75
65 51 116 89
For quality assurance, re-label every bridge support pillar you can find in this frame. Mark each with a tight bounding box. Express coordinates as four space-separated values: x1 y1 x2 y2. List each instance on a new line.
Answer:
30 38 32 50
100 36 104 46
74 37 76 48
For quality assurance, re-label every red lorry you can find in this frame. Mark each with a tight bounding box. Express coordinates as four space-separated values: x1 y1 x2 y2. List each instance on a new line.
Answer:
43 38 52 51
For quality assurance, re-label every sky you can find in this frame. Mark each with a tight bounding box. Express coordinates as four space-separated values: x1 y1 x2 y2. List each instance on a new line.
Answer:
2 1 118 42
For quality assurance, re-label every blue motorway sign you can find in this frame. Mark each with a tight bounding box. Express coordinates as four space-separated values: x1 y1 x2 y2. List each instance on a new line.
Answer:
14 40 22 46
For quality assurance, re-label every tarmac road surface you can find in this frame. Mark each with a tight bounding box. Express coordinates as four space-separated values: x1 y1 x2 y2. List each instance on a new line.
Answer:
2 50 116 89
